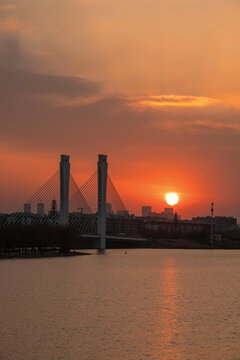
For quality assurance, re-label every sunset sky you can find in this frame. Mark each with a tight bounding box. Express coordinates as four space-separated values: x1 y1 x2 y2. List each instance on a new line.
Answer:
1 0 240 219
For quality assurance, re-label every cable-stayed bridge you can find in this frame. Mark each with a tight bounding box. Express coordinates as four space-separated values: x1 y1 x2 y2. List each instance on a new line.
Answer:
6 155 145 249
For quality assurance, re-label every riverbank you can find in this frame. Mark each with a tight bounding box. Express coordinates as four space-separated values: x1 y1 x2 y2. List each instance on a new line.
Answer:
147 237 240 249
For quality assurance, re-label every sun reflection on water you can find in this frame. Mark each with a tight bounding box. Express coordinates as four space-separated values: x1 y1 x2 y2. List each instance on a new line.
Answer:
152 257 182 360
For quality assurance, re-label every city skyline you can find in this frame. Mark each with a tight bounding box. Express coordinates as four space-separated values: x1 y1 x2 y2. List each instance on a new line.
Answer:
1 1 240 219
0 151 238 221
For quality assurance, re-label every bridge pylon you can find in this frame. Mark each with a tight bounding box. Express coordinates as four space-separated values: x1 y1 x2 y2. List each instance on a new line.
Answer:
59 154 70 226
97 154 108 249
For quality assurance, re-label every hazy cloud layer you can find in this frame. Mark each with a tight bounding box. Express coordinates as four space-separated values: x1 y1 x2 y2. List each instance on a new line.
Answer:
1 1 240 218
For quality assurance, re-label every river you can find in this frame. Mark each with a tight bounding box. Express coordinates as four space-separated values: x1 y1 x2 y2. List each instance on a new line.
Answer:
0 249 239 360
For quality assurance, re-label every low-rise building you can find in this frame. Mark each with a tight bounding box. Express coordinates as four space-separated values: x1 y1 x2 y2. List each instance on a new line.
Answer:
192 216 237 232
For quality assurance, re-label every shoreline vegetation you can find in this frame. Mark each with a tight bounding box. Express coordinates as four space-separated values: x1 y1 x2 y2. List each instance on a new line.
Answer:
0 225 83 259
0 250 91 259
0 225 240 259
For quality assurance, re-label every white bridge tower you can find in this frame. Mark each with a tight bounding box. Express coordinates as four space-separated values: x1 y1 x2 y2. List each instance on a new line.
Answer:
97 154 108 249
59 154 70 226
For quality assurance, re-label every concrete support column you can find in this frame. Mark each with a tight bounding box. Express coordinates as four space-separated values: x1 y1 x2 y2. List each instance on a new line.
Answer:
97 154 108 249
59 155 70 226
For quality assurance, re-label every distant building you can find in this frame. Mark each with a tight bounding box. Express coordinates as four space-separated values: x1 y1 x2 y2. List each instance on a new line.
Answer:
141 205 180 221
106 202 114 216
142 218 212 236
142 206 152 217
192 216 212 225
48 200 58 218
215 216 237 231
116 210 129 217
163 207 174 220
192 216 237 232
51 200 57 213
37 203 44 216
24 203 31 214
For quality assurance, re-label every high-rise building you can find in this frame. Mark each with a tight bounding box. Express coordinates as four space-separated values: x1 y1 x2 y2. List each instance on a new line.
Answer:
51 199 57 213
163 207 174 220
142 206 152 217
37 203 44 215
106 202 114 215
48 199 58 218
24 203 31 213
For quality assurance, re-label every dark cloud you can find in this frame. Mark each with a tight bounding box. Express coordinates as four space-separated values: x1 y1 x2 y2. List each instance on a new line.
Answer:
0 35 21 67
0 35 100 97
0 67 100 96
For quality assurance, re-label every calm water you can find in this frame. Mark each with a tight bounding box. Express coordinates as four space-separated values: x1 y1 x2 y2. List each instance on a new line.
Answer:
0 249 239 360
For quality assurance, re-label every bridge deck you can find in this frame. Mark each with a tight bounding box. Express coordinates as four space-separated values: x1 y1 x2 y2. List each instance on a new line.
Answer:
81 234 146 242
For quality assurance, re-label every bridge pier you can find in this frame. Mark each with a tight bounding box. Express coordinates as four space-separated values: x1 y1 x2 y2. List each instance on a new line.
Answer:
59 155 70 226
97 154 108 250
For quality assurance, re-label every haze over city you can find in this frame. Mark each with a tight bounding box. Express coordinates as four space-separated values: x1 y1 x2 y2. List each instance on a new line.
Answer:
1 0 240 219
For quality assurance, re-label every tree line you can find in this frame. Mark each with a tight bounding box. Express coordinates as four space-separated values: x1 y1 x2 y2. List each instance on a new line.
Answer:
0 225 81 255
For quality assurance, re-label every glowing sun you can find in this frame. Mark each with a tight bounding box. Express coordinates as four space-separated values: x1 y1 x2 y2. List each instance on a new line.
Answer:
166 192 179 206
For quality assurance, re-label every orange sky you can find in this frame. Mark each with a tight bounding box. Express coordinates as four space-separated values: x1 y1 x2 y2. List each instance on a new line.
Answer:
1 0 240 219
